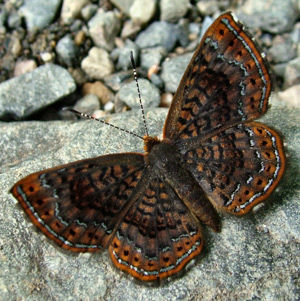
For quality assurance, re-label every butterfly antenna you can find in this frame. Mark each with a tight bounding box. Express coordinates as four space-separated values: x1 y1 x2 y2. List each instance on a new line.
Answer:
66 108 144 140
130 51 149 137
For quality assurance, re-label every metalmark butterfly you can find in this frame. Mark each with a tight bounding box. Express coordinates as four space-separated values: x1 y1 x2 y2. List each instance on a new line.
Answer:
11 12 285 281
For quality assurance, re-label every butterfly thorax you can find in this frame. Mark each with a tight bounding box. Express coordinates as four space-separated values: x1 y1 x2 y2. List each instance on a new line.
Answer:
146 139 176 167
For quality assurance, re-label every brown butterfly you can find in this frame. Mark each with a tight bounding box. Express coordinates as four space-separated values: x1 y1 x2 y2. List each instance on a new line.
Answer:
11 12 285 281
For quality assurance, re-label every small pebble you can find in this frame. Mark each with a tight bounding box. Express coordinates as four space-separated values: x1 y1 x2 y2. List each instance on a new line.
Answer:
81 47 114 80
82 81 115 105
56 35 78 66
104 101 114 112
81 4 98 21
160 92 173 107
40 52 54 63
61 0 89 24
14 60 37 77
73 94 100 114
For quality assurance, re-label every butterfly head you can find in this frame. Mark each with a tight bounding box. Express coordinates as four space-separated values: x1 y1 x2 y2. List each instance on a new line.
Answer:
143 136 161 154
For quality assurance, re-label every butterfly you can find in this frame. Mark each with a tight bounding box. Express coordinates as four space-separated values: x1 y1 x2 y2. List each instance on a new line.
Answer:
11 12 285 281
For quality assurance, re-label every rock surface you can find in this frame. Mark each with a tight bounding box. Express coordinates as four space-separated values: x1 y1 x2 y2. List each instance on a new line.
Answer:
161 53 193 93
236 0 299 34
20 0 62 31
0 100 299 300
81 47 114 80
115 78 160 109
160 0 190 22
135 21 178 52
0 64 76 120
88 9 121 51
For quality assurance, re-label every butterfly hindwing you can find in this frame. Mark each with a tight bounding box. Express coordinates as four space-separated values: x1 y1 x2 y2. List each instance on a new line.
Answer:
163 12 272 141
177 122 285 215
11 153 145 251
109 171 203 281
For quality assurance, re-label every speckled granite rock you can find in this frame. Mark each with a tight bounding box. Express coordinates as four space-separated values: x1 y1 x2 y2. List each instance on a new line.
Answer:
20 0 61 31
0 100 299 300
0 64 76 120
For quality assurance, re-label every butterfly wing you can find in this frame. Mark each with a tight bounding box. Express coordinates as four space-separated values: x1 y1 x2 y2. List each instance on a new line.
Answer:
11 153 146 251
108 169 203 281
177 122 285 215
163 12 285 214
163 12 271 140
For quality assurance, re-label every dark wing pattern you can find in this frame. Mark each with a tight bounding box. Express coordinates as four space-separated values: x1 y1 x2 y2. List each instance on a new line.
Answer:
11 153 145 251
163 12 271 140
177 122 285 215
109 169 203 281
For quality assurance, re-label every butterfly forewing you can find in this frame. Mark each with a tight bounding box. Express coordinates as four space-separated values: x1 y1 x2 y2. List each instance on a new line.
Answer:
163 12 272 141
11 153 145 251
108 173 203 281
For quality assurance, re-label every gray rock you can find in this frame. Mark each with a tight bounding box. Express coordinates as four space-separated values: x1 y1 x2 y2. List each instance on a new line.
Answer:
268 35 297 64
260 32 273 48
176 19 190 47
121 20 142 39
135 21 178 52
189 22 201 36
70 19 84 32
61 0 89 24
104 70 133 92
7 12 22 29
115 78 160 109
56 35 78 66
81 4 98 21
0 100 299 300
20 0 61 31
277 84 300 107
161 52 193 93
0 7 7 28
81 47 114 80
88 9 121 51
236 0 299 34
73 94 100 114
185 39 199 53
273 62 288 78
140 47 166 70
129 0 156 25
196 0 222 15
160 0 190 22
110 0 135 15
149 73 164 89
112 39 139 71
283 57 300 89
0 64 76 120
9 35 22 56
200 16 213 39
291 22 300 44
